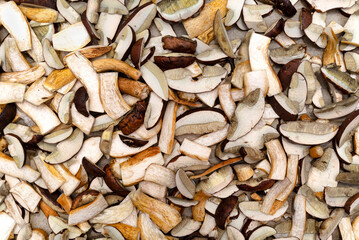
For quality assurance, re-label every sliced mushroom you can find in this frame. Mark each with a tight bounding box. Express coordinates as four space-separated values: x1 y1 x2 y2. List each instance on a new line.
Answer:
196 165 234 195
0 65 45 84
268 92 299 121
157 0 204 22
0 152 39 182
52 22 91 52
314 95 359 119
321 65 358 94
336 109 359 147
140 61 168 101
0 212 16 240
239 201 288 221
154 53 196 71
225 0 245 26
270 44 306 65
305 0 355 12
42 38 64 70
0 82 26 104
214 10 235 58
4 134 25 168
319 208 345 240
284 20 304 38
158 101 177 154
298 185 330 219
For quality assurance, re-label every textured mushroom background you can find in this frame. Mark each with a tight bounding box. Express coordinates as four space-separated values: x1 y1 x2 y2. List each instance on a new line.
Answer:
2 0 359 239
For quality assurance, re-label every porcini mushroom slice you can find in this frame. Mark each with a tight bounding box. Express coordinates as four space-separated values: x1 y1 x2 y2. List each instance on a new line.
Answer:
176 169 195 199
140 61 168 101
144 92 164 130
0 65 45 84
270 44 306 65
228 88 265 141
225 0 245 26
42 38 64 70
138 212 167 240
99 72 130 120
249 32 282 96
268 92 299 121
344 192 359 215
336 109 359 147
298 185 330 219
0 82 26 104
162 36 197 54
4 134 25 168
65 51 104 113
305 0 355 12
52 22 91 52
321 65 358 93
0 212 15 240
16 101 61 135
196 47 228 65
175 107 227 136
154 53 196 71
345 52 359 73
319 208 345 240
68 192 108 226
45 128 84 164
314 95 359 119
43 68 76 92
284 20 304 38
215 196 238 230
197 165 234 195
57 91 75 124
158 101 177 154
279 121 338 145
0 1 31 51
265 139 287 180
0 152 39 182
288 72 307 112
130 189 181 233
239 201 288 221
24 77 54 106
10 181 41 213
56 0 81 24
247 226 276 240
157 0 204 22
171 217 201 237
114 25 135 60
214 10 235 58
99 0 128 14
242 5 268 33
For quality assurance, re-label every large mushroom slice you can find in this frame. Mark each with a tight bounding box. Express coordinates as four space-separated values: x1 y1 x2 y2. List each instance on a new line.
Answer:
0 82 26 104
304 0 355 12
65 52 104 113
280 121 338 145
175 107 227 136
249 32 282 96
140 61 168 101
314 95 359 119
336 109 359 147
0 1 31 51
239 201 288 221
52 22 91 52
321 65 358 94
225 0 245 26
157 0 204 22
228 88 265 141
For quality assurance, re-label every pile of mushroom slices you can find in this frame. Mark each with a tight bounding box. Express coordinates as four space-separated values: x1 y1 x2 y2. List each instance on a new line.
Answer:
3 0 359 239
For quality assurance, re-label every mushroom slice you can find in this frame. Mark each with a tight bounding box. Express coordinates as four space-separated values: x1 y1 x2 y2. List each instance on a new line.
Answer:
24 77 54 106
99 72 130 120
45 128 84 164
57 91 75 124
144 164 175 188
4 134 25 168
215 196 238 229
158 101 177 154
162 36 197 54
0 152 39 182
278 59 301 90
175 107 227 136
171 217 201 237
16 101 61 135
167 197 199 207
314 95 359 119
214 10 235 58
0 65 45 84
138 212 167 240
228 88 265 141
165 66 226 93
114 25 135 60
43 68 76 92
100 0 128 14
130 189 181 233
249 32 281 96
144 92 163 130
225 0 245 26
154 53 196 71
56 0 80 24
298 185 330 219
65 51 103 113
140 61 168 101
338 217 355 240
325 187 359 207
42 38 64 70
70 103 95 135
196 47 228 65
345 52 359 73
120 146 164 186
307 148 339 193
336 109 359 147
239 201 288 221
242 5 267 33
279 121 338 145
52 22 91 52
248 226 276 240
167 156 210 172
336 172 359 185
157 0 204 22
289 194 306 239
261 178 291 214
265 139 287 180
0 82 26 104
321 65 358 93
270 44 306 65
0 212 15 240
319 208 345 240
10 181 41 213
197 165 234 195
68 192 108 225
284 20 304 38
268 92 299 121
305 0 355 12
287 72 307 112
176 169 196 199
344 192 359 215
0 1 31 51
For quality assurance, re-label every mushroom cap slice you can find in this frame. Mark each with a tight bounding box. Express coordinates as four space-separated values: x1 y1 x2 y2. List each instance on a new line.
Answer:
52 22 91 52
140 61 168 101
239 201 288 221
280 121 338 145
228 88 265 141
157 0 204 22
304 0 355 12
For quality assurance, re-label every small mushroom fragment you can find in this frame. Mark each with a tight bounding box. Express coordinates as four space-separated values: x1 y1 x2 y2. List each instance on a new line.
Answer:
284 20 304 38
270 44 306 65
196 165 234 195
242 4 268 33
265 18 285 38
321 65 358 94
180 138 211 161
4 134 25 168
344 192 359 215
130 189 181 233
138 212 167 239
57 91 75 124
261 178 291 214
279 121 339 145
157 0 204 22
57 0 81 24
275 0 297 17
0 1 31 51
288 72 307 112
228 88 265 141
249 32 282 96
140 61 168 101
345 52 359 73
278 59 301 90
114 25 135 60
42 38 64 70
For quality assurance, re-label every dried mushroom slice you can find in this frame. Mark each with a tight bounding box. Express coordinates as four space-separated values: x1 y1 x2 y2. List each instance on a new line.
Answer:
157 0 205 22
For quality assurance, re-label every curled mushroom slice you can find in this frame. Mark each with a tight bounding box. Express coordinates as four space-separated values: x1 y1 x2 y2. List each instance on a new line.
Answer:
239 201 288 222
279 121 338 145
336 109 359 148
268 92 299 121
162 36 197 54
154 53 196 71
157 0 204 22
0 65 45 84
176 169 195 199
